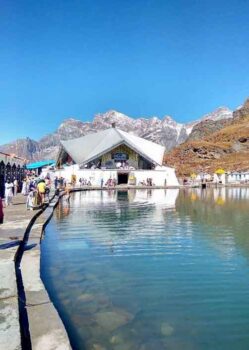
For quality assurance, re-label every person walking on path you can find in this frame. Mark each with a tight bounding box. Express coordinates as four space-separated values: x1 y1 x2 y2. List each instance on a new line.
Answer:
5 179 14 206
26 189 34 210
13 178 18 196
21 178 28 195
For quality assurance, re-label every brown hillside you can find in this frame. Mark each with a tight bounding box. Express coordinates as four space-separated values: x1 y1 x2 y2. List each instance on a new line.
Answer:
164 103 249 176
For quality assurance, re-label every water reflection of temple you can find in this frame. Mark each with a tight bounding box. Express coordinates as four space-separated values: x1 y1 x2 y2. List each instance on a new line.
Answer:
55 189 180 248
70 189 179 208
55 188 249 261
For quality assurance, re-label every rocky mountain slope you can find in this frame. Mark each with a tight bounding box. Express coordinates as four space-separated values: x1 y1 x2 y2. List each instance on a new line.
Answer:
164 99 249 175
188 118 231 141
0 107 232 161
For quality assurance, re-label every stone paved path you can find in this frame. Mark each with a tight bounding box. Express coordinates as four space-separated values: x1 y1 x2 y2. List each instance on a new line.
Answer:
0 193 71 350
0 194 35 350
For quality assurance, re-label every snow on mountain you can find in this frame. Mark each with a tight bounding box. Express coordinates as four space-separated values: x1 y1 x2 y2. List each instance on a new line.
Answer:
200 107 233 122
0 106 233 161
185 107 233 136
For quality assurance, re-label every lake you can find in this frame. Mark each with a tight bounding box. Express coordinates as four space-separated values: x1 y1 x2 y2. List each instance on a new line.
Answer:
41 188 249 350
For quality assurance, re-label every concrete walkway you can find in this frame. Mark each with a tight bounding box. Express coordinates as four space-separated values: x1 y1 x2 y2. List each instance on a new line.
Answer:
0 194 71 350
0 195 33 350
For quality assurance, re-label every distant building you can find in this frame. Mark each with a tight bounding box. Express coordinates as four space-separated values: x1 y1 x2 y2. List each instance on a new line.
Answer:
227 171 249 184
55 127 179 187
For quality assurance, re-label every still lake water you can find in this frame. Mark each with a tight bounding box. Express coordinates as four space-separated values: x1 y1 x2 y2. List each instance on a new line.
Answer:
41 188 249 350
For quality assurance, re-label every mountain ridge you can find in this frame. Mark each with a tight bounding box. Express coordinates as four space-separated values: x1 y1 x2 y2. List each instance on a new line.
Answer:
0 106 233 161
164 98 249 175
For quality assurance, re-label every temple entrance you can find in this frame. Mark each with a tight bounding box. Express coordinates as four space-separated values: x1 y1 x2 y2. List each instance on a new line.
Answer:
118 173 128 185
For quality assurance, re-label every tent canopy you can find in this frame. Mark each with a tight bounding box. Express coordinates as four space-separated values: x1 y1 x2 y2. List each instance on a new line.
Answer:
215 168 225 175
57 128 166 166
26 160 55 169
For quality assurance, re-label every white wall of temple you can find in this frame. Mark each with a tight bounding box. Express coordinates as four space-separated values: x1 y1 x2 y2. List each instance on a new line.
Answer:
134 166 179 187
51 164 180 187
52 166 116 186
213 173 226 184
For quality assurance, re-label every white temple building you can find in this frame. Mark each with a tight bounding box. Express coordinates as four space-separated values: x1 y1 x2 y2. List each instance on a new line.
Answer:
54 126 179 187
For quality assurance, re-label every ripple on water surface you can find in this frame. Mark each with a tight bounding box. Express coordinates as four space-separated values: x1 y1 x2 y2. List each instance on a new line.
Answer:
41 189 249 350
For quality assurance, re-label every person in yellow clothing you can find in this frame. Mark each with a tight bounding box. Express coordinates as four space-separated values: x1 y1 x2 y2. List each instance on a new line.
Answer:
37 180 46 204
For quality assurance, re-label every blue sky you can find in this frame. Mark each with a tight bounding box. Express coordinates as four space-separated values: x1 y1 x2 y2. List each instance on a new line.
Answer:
0 0 249 143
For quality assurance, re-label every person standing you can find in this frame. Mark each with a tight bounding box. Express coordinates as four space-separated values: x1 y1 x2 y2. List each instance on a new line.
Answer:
59 177 64 189
26 190 34 210
5 179 14 206
0 196 4 223
37 180 46 205
45 177 51 187
21 178 28 195
13 178 18 196
54 176 58 190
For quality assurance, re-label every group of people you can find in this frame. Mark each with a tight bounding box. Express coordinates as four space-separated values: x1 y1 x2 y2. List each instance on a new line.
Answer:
115 160 133 170
22 176 51 209
0 177 24 224
0 173 69 223
139 178 155 186
105 178 117 187
79 178 92 187
4 178 19 206
54 176 67 189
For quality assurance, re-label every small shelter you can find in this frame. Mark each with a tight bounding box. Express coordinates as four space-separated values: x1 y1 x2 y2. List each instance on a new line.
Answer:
26 160 55 175
213 168 226 185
